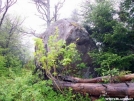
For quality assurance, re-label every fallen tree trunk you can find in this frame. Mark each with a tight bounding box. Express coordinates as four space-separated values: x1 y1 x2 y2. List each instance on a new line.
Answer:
53 81 134 98
58 74 134 83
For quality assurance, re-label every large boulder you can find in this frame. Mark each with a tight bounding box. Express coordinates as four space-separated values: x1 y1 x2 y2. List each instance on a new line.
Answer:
40 19 97 78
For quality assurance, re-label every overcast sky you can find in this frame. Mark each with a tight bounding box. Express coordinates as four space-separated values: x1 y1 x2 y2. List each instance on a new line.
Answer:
8 0 82 33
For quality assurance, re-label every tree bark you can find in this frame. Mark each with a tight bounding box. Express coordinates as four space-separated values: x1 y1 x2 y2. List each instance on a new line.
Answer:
53 81 134 98
58 74 134 83
55 74 134 98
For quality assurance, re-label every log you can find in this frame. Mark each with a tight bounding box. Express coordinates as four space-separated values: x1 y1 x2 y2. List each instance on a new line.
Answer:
58 74 134 83
53 81 134 98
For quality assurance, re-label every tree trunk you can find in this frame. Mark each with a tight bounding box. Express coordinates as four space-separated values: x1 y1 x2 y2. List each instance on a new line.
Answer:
54 74 134 98
58 74 134 83
53 81 134 98
46 0 51 27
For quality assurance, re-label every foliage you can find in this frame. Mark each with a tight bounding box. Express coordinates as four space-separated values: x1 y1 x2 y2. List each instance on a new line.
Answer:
0 68 90 101
82 0 134 76
34 27 81 77
0 15 30 68
0 55 6 67
119 0 134 28
77 62 86 69
89 51 134 76
82 0 117 40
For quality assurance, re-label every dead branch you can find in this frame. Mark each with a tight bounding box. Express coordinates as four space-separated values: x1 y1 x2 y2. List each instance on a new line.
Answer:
32 0 65 28
0 0 17 27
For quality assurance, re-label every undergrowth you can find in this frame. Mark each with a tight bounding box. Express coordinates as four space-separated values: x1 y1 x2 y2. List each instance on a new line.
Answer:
0 68 91 101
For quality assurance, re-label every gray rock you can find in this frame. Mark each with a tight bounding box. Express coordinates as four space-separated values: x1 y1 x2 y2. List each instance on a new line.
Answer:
41 19 97 78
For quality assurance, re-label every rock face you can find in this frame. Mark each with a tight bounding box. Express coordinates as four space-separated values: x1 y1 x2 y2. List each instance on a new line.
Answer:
41 19 97 78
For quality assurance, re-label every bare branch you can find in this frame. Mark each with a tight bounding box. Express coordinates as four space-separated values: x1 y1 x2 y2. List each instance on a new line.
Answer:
32 0 65 28
56 0 65 11
19 27 42 38
0 0 17 28
54 0 65 21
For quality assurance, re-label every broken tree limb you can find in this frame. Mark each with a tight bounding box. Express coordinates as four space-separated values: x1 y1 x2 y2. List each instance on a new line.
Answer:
58 74 134 83
53 81 134 98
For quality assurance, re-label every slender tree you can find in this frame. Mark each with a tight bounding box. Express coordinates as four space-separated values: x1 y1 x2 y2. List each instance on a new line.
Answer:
71 9 79 22
0 15 31 68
